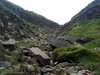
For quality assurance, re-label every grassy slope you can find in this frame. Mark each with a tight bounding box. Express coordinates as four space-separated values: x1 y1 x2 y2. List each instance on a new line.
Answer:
66 19 100 74
69 19 100 49
54 46 100 74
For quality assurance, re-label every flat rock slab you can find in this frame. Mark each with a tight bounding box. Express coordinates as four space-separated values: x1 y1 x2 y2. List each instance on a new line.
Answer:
30 47 50 60
29 47 50 66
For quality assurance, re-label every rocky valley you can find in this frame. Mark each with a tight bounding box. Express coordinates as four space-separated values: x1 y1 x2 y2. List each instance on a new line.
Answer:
0 0 100 75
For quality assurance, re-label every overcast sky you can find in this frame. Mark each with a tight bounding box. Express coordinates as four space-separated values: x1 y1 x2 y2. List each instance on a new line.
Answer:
8 0 94 24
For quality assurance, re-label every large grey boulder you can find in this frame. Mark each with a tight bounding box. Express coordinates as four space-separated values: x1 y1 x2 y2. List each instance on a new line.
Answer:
50 35 76 48
22 47 50 66
30 47 50 66
30 47 50 59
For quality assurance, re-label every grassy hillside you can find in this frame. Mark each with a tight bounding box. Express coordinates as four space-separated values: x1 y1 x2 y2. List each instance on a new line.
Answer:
69 19 100 49
54 46 100 74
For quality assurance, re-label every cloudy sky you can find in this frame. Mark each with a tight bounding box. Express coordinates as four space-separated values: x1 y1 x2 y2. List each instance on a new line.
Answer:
8 0 94 24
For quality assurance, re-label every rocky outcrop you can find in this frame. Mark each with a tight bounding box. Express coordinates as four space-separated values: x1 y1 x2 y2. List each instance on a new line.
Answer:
49 35 77 48
22 47 50 66
76 37 93 44
30 47 50 66
30 47 50 59
41 62 92 75
0 39 16 50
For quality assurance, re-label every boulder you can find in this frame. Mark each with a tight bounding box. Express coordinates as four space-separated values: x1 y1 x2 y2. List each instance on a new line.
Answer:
19 64 41 75
41 65 54 73
0 61 11 67
30 47 50 66
40 62 92 75
76 37 93 44
50 38 73 48
22 47 50 66
49 35 76 48
0 39 16 50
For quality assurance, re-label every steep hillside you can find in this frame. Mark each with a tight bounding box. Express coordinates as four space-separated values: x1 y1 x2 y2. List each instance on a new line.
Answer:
1 0 59 28
0 0 72 49
71 0 100 23
62 0 100 74
64 0 100 30
69 19 100 49
0 0 62 50
0 0 35 40
0 0 76 49
64 0 100 49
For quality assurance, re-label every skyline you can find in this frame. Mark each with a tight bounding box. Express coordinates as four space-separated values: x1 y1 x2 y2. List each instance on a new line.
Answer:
8 0 94 24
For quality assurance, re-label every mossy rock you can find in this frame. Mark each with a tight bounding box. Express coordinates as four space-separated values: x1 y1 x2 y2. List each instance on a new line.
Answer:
53 46 100 74
53 46 94 62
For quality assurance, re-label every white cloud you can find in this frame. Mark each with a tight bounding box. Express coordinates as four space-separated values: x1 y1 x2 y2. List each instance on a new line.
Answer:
8 0 94 24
